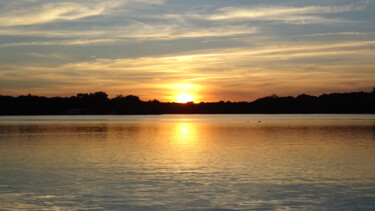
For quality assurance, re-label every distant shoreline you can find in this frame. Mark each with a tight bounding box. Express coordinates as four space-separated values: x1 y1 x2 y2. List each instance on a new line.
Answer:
1 113 375 116
1 89 374 115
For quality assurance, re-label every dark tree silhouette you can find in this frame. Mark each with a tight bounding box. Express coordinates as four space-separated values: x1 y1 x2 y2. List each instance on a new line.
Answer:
0 89 374 115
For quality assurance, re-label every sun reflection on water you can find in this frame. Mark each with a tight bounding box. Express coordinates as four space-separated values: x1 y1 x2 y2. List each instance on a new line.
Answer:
1 115 375 210
173 122 198 148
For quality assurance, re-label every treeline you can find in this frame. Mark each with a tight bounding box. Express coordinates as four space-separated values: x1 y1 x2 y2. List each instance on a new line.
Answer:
0 89 374 115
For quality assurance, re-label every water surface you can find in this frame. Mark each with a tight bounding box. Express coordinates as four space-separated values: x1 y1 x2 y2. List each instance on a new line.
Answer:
0 114 374 210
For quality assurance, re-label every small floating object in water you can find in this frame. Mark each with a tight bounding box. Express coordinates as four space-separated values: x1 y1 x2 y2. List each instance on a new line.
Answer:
258 121 262 123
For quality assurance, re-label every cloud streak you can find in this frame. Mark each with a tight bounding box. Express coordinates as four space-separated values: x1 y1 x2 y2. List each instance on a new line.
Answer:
204 1 369 24
0 39 119 47
0 24 257 46
0 0 166 27
0 2 118 27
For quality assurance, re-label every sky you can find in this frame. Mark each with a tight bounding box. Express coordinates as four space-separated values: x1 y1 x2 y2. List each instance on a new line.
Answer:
0 0 374 102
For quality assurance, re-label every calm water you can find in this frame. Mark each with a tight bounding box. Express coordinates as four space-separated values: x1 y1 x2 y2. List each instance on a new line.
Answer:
0 114 374 210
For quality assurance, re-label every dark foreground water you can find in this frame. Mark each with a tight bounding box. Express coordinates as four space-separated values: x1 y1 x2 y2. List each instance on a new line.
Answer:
0 114 374 210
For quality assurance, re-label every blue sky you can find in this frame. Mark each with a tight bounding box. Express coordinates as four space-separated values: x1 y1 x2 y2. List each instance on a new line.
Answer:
0 0 374 101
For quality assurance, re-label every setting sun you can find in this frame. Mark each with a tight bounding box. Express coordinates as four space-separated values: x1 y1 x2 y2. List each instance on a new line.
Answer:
176 94 195 103
170 84 199 103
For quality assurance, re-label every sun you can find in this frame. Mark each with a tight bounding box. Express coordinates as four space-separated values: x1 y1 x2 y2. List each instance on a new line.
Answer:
176 94 195 103
169 84 199 103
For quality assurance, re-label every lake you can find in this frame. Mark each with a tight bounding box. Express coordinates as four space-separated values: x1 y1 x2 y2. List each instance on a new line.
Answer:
0 114 374 210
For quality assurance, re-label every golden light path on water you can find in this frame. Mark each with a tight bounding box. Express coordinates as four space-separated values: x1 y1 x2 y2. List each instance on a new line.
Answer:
0 115 374 210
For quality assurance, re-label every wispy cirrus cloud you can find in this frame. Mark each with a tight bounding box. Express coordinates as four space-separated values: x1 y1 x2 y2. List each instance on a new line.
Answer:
300 32 369 37
0 2 118 27
0 39 119 47
203 1 369 24
28 52 69 60
0 0 165 27
0 24 257 46
0 1 367 44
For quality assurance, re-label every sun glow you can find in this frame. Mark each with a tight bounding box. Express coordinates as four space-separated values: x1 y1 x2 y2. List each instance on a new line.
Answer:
176 94 195 103
169 84 200 103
